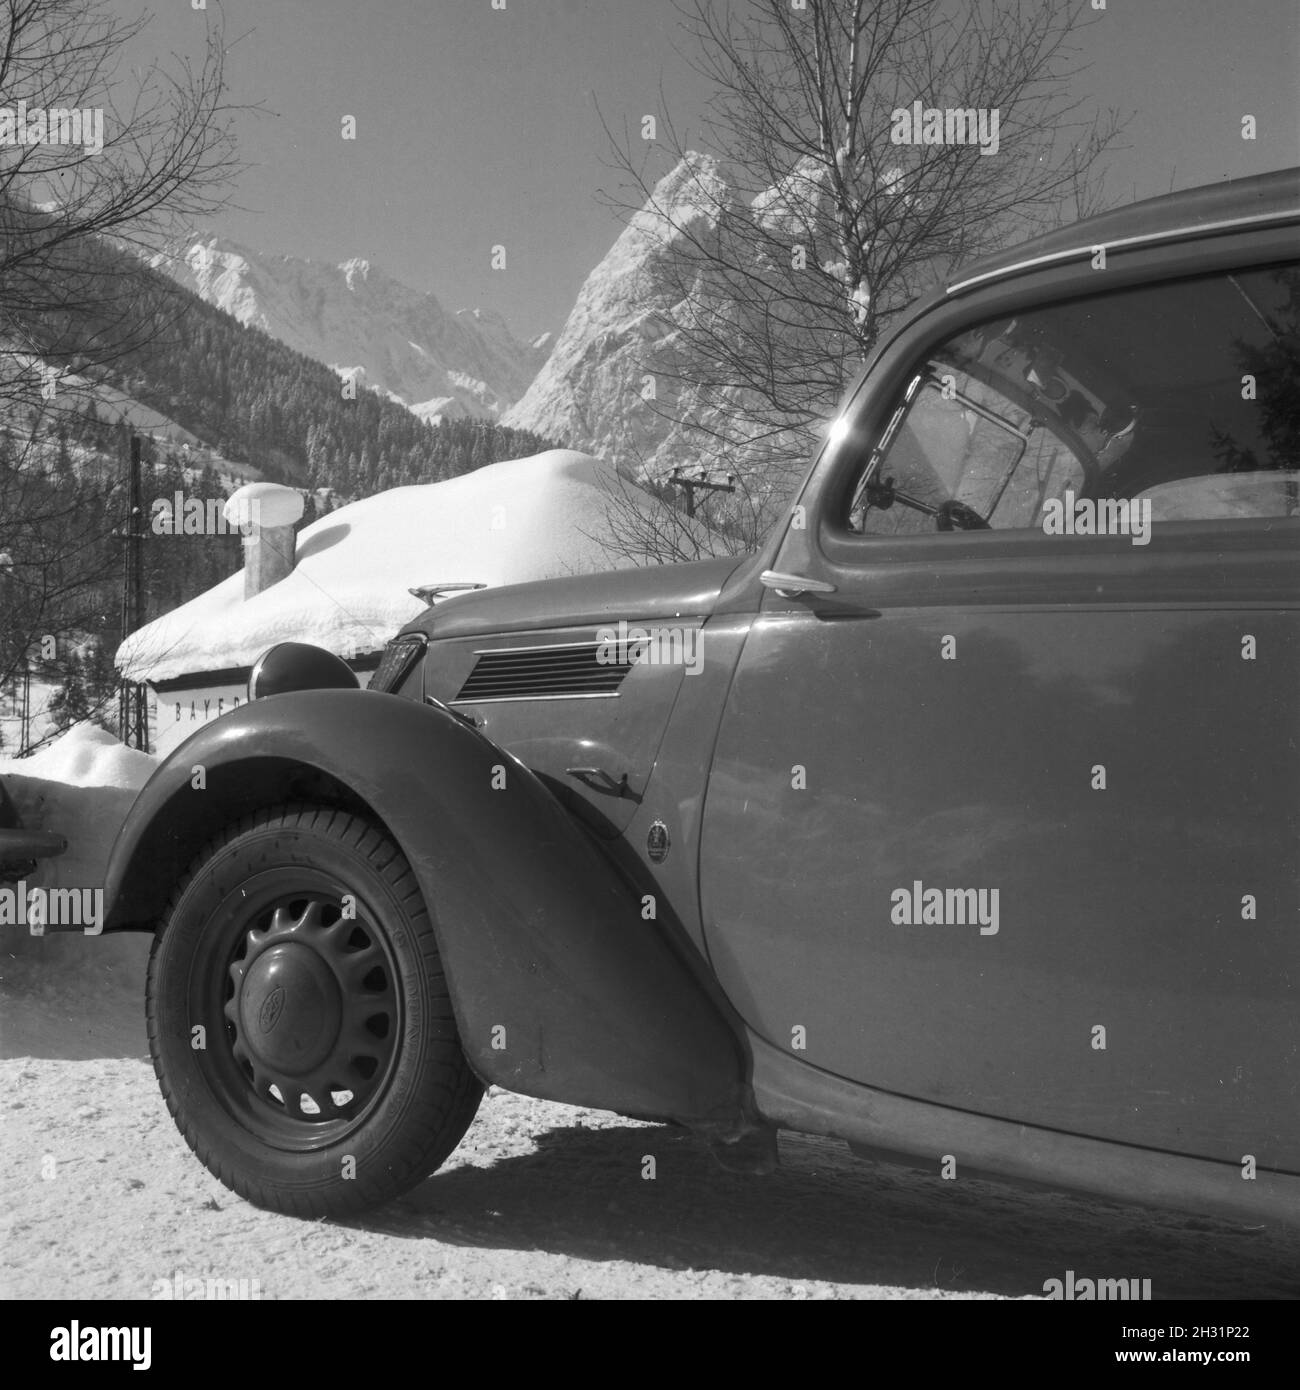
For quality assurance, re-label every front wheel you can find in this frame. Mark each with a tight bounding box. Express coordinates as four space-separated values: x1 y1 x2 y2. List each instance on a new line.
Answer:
147 803 482 1217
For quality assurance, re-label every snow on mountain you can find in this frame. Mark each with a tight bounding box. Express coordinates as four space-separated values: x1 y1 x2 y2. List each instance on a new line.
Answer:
503 153 746 479
503 154 917 487
156 237 544 423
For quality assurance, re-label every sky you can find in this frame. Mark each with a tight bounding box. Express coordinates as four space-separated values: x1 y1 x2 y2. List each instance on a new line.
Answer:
110 0 1300 343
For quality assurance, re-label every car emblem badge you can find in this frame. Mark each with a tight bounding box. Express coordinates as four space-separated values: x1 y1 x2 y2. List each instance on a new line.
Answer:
647 820 670 863
259 985 286 1034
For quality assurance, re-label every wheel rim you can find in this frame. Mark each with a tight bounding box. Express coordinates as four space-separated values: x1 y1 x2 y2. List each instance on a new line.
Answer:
191 866 403 1150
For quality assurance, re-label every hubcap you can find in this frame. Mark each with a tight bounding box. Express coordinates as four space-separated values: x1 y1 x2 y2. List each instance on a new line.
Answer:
238 943 342 1074
211 887 401 1136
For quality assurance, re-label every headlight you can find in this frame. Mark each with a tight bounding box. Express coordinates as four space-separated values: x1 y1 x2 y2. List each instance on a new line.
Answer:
248 642 360 700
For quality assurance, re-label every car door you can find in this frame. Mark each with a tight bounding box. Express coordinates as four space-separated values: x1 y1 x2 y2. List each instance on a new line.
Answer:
699 248 1300 1166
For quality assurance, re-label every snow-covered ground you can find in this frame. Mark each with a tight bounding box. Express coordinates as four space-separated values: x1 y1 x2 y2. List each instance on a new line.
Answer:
1 726 158 1084
0 724 157 890
0 677 58 757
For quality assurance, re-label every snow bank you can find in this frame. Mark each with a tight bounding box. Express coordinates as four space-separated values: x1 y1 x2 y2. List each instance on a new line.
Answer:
117 450 644 684
1 723 156 792
0 724 157 907
0 726 157 1013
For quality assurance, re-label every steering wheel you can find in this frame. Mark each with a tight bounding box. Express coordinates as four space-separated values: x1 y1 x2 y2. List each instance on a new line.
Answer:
934 499 991 531
858 477 992 532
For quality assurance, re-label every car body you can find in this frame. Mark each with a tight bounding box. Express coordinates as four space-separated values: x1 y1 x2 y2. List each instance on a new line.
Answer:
98 167 1300 1223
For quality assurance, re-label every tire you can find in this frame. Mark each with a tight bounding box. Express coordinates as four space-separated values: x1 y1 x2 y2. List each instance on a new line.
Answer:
147 802 482 1217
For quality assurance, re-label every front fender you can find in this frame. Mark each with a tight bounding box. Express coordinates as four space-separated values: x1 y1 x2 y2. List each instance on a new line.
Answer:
104 689 748 1131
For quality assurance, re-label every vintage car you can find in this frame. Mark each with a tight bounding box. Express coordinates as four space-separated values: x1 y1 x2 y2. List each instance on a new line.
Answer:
96 167 1298 1223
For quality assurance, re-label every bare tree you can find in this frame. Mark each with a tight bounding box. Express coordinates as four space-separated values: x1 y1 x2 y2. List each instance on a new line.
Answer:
601 0 1127 556
0 0 238 715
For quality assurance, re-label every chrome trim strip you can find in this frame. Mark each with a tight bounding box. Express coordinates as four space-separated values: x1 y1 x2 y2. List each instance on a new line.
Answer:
946 208 1299 296
468 640 604 657
449 691 621 705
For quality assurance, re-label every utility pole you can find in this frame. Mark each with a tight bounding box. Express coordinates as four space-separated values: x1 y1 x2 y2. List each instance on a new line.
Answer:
19 659 30 754
117 434 149 751
668 467 736 518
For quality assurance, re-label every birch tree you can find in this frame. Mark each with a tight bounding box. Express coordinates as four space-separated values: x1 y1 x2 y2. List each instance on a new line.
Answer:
601 0 1125 555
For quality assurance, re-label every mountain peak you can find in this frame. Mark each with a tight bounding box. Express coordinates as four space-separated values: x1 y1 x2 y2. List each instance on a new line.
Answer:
504 154 737 471
631 152 730 244
655 150 726 204
339 257 372 289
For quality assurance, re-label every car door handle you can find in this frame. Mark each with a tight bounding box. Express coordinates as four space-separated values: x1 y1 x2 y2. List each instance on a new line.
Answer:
760 570 838 598
565 767 642 803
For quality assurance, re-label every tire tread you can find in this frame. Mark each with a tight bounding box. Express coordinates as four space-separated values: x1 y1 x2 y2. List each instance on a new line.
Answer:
146 802 482 1218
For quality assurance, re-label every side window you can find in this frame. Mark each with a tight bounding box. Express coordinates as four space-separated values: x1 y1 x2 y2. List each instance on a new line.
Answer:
846 262 1300 534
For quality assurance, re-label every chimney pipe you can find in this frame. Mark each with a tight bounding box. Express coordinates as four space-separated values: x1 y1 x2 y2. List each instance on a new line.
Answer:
223 483 306 598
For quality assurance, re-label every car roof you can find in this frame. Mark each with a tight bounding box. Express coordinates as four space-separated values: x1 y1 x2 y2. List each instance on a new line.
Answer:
947 165 1300 295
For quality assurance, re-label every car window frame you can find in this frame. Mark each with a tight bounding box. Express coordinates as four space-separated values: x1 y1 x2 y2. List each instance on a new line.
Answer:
797 224 1300 577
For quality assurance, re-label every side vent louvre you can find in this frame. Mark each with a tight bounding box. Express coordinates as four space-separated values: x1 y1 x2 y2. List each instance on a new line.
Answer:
455 643 631 702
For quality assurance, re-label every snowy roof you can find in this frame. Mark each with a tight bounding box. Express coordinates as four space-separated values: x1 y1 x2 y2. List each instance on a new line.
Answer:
117 450 647 684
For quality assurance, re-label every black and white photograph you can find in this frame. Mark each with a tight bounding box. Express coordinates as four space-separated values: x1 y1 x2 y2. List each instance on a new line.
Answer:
1 0 1298 1333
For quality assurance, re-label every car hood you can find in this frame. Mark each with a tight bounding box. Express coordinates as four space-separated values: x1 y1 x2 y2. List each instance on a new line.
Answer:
401 554 748 642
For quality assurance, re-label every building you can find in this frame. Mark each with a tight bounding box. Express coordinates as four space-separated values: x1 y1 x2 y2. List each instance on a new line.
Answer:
116 450 662 754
